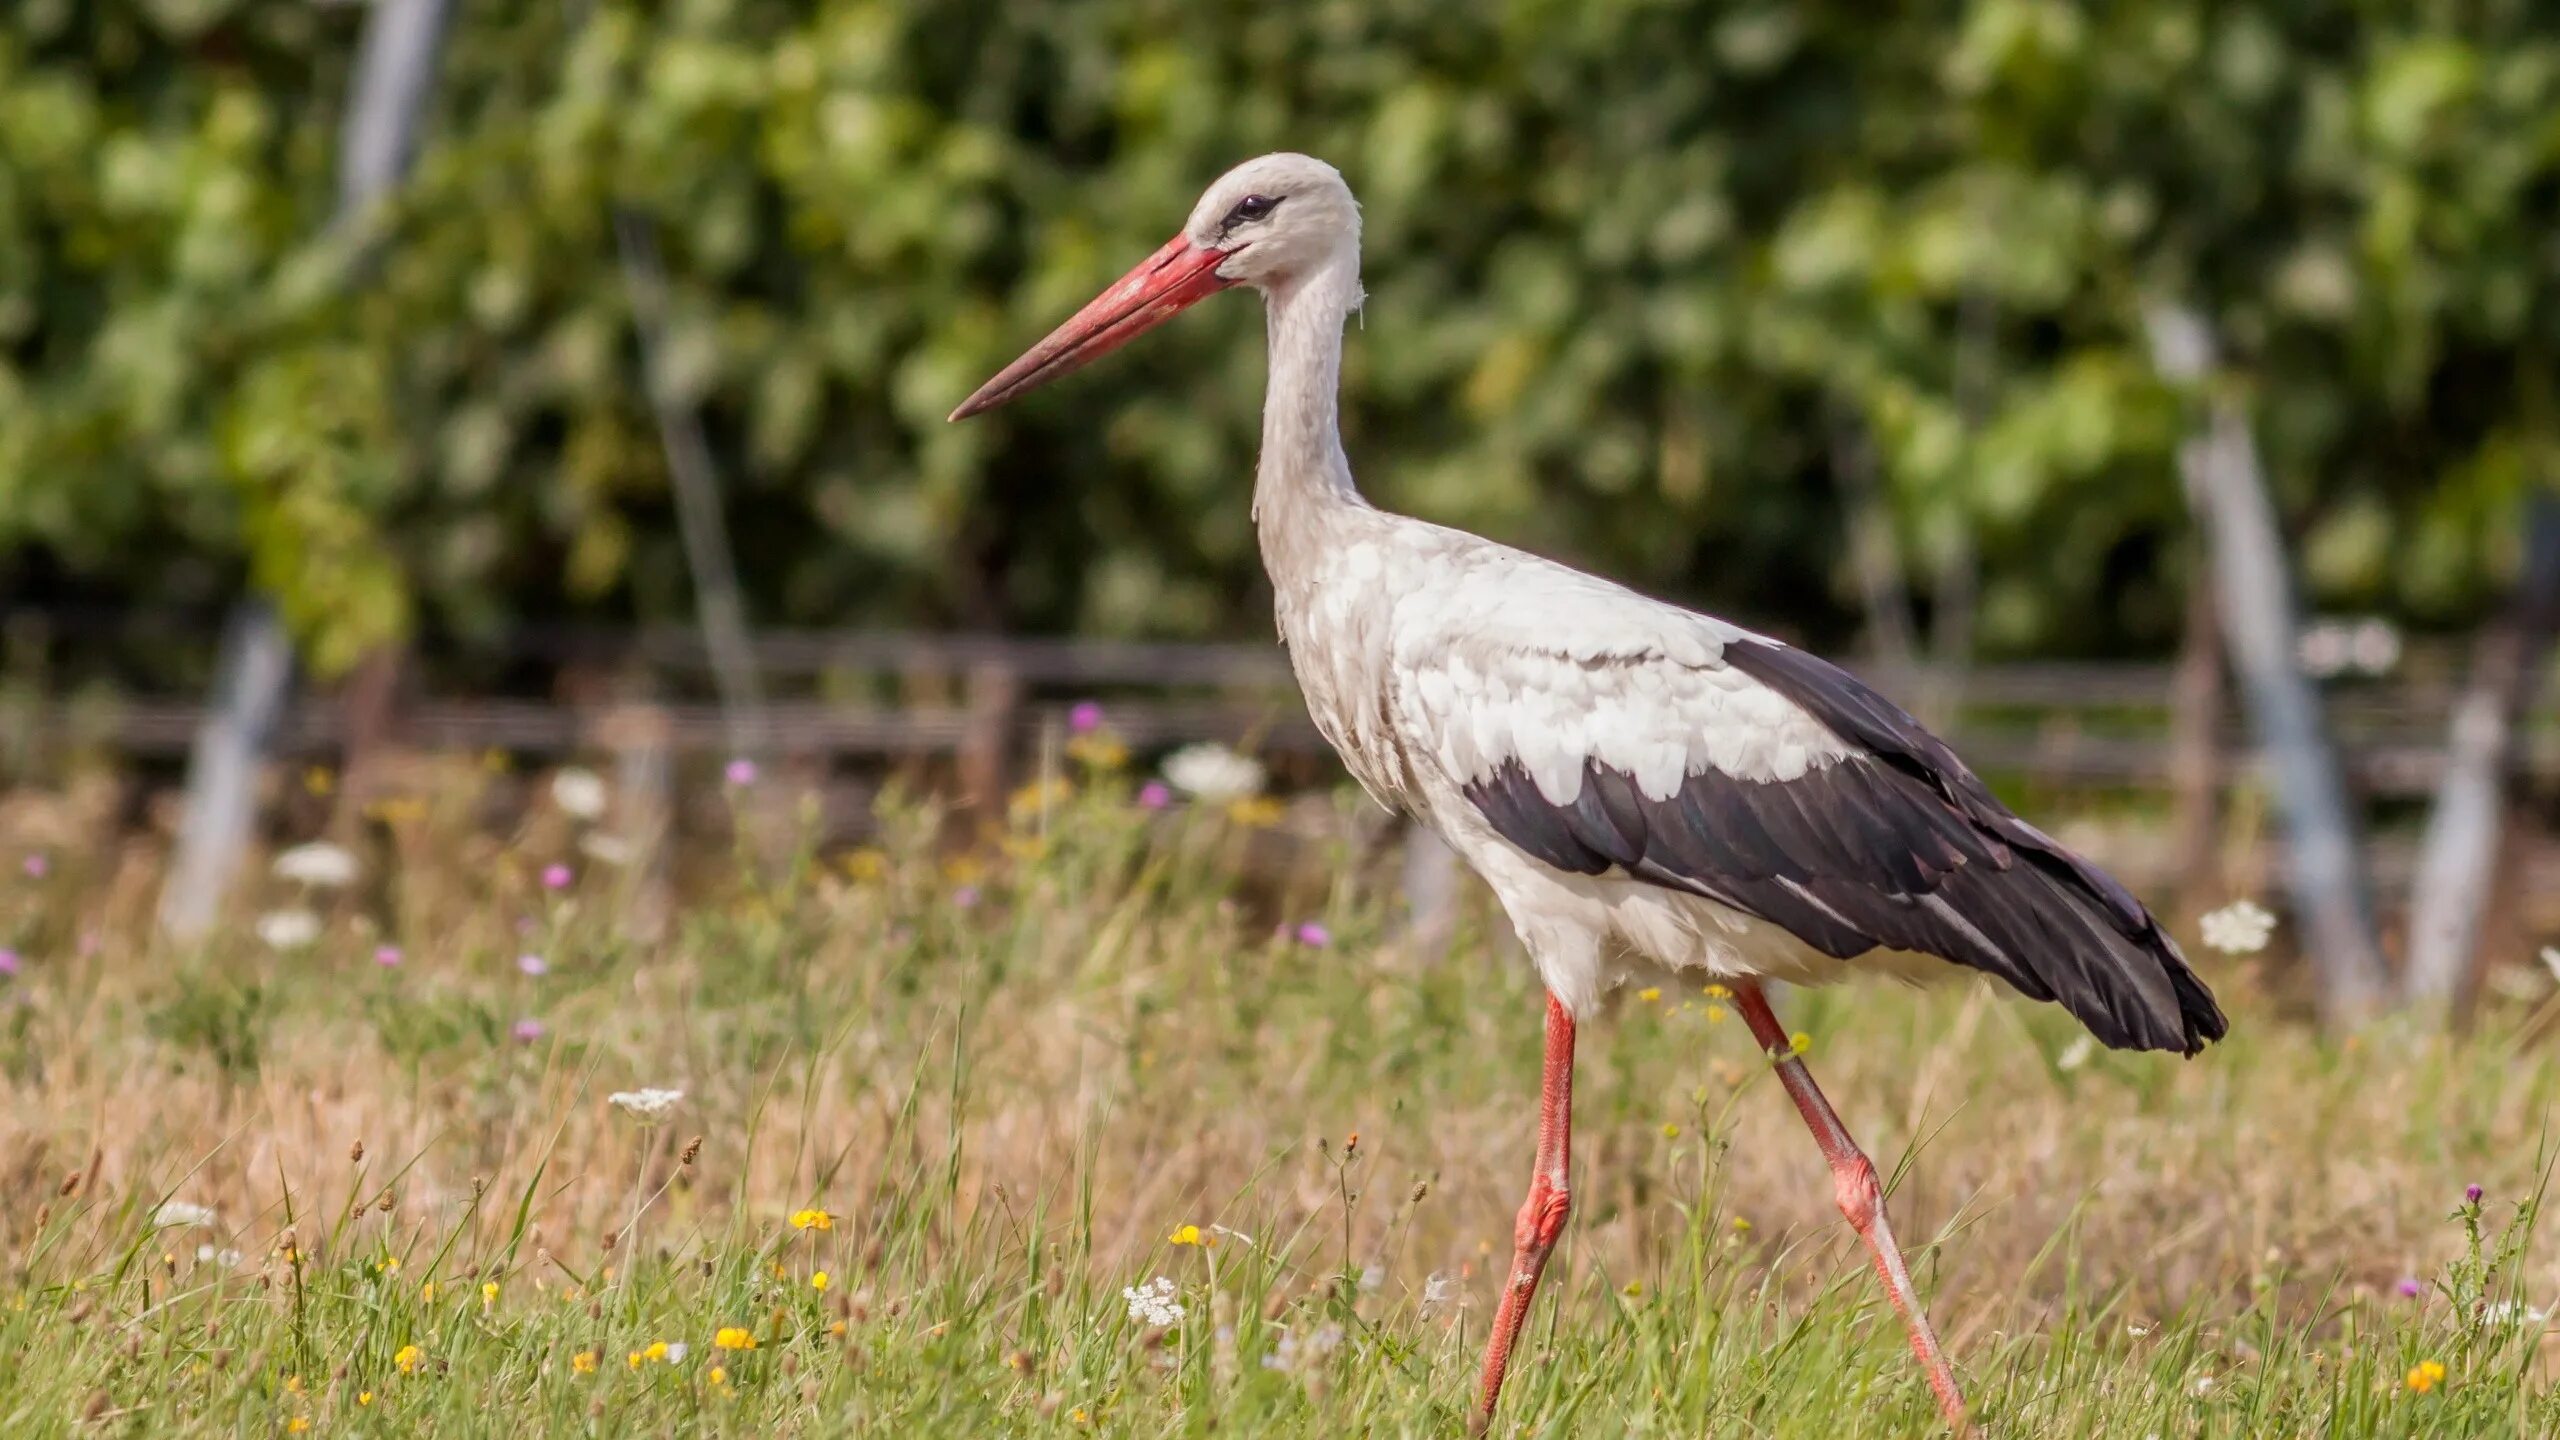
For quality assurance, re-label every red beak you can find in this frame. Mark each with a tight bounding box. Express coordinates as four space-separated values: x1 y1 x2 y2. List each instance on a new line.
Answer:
948 234 1237 421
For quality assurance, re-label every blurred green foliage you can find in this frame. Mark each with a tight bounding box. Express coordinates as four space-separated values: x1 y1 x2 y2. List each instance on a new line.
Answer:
3 1 2558 671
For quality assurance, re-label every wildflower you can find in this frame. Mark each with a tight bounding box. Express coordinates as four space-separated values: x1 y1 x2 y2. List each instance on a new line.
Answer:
284 1376 305 1395
481 1281 500 1309
511 1017 545 1043
571 1350 598 1375
273 841 358 888
1069 733 1130 770
420 1282 436 1302
1069 701 1105 735
1162 742 1264 802
1703 983 1730 998
2198 900 2276 956
1421 1272 1454 1308
1702 1005 1727 1023
607 1088 684 1124
1359 1264 1384 1292
953 884 982 909
1661 1123 1680 1138
516 953 549 977
1167 1225 1203 1247
1731 1216 1752 1232
358 1390 373 1405
2483 1300 2549 1327
1225 795 1285 828
1789 1031 1812 1056
1295 923 1331 948
287 1418 310 1434
374 1256 400 1275
152 1201 218 1229
22 854 48 878
540 863 573 891
2407 1359 2446 1394
2397 1277 2423 1298
790 1209 834 1231
2465 1183 2485 1205
1136 780 1172 811
626 1351 644 1371
550 768 608 821
1637 987 1661 1003
724 758 759 787
394 1345 423 1375
0 949 17 978
714 1326 756 1351
1261 1322 1342 1373
373 946 403 968
255 909 323 951
842 849 887 882
811 1271 830 1291
1008 776 1075 822
708 1365 729 1387
1122 1277 1185 1327
305 766 336 795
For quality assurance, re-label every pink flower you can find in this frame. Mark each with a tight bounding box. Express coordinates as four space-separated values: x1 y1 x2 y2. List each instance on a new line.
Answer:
374 946 404 968
1068 701 1105 735
540 863 573 891
2397 1277 2423 1298
724 758 758 787
0 949 18 977
511 1017 545 1043
1137 781 1172 811
517 954 549 977
952 885 981 910
20 854 47 879
2465 1183 2485 1205
1295 922 1331 947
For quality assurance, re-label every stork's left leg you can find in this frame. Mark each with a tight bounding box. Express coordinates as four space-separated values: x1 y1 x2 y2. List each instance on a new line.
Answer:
1730 980 1969 1433
1469 991 1575 1435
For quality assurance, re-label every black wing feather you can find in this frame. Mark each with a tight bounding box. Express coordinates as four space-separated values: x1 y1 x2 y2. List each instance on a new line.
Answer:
1458 637 2228 1056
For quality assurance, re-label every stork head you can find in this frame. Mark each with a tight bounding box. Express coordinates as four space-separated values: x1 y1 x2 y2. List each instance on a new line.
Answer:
949 153 1358 420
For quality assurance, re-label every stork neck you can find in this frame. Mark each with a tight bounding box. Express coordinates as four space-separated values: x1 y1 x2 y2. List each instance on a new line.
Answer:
1253 247 1365 553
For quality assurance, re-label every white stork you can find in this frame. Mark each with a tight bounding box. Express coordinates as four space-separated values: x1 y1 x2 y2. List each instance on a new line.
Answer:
953 153 2227 1433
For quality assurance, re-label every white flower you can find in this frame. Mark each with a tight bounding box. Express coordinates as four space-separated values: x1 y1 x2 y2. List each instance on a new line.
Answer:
255 908 323 951
1358 1263 1384 1292
579 832 638 867
662 1341 688 1363
607 1088 685 1123
1161 742 1264 802
154 1201 218 1229
2483 1300 2549 1329
2198 900 2276 956
1260 1322 1343 1373
271 842 358 888
2056 1035 2096 1073
550 768 609 821
194 1244 242 1267
1122 1276 1185 1327
1421 1272 1455 1309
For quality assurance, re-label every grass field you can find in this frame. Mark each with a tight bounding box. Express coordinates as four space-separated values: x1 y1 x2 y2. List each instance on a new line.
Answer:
3 760 2559 1436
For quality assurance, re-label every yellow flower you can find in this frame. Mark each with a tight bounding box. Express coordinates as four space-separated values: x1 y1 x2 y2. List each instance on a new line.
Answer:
1660 1123 1680 1138
357 1391 373 1406
1000 833 1050 863
2408 1360 2446 1394
1067 734 1130 771
626 1351 645 1371
811 1271 831 1291
1167 1225 1203 1247
393 1345 423 1375
480 1280 499 1309
374 1256 399 1274
571 1351 598 1375
1637 987 1661 1003
1621 1281 1643 1297
1789 1032 1812 1056
303 767 334 796
1007 777 1074 823
1703 983 1730 998
790 1208 833 1231
940 855 985 886
841 848 887 882
1704 1005 1728 1024
1730 1216 1752 1232
828 1320 847 1337
287 1418 311 1435
713 1327 757 1352
284 1376 305 1395
1224 796 1285 829
645 1342 669 1362
708 1366 729 1387
419 1282 436 1303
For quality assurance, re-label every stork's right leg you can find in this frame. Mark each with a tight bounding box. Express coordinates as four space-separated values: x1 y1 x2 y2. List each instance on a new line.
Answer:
1469 991 1576 1435
1729 980 1969 1434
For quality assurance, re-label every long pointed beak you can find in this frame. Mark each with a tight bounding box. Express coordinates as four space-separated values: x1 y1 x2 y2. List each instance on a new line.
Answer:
948 234 1237 421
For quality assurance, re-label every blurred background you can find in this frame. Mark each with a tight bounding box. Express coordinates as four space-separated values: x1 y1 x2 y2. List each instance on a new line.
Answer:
5 0 2560 1023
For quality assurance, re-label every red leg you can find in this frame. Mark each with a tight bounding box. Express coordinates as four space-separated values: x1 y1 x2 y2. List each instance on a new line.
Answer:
1730 980 1969 1433
1470 992 1575 1435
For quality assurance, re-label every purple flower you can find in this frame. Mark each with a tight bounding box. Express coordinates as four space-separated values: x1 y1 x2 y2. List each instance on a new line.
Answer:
20 854 47 879
724 757 759 787
2466 1183 2485 1205
1295 922 1332 948
374 946 404 968
517 953 549 978
0 949 18 978
1137 781 1172 812
952 885 981 910
541 863 573 891
1068 701 1105 735
2397 1277 2424 1298
511 1017 545 1043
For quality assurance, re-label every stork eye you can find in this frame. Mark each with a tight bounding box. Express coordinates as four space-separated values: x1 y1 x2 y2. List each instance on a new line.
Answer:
1223 194 1281 229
